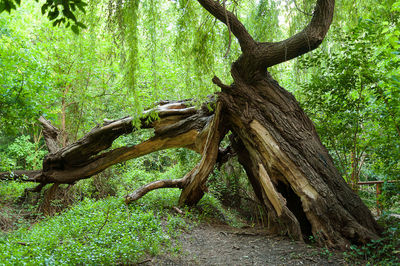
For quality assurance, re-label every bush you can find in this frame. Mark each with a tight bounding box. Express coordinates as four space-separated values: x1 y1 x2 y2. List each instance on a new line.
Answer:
344 213 400 265
381 181 400 212
2 135 47 170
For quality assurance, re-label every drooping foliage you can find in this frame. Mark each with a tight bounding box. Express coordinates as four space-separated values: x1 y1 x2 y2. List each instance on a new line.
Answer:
105 0 289 108
1 0 398 206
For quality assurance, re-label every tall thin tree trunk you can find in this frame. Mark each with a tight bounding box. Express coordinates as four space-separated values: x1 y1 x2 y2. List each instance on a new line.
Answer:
61 85 70 147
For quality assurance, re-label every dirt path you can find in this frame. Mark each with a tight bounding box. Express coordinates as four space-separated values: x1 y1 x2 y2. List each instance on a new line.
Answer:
149 223 347 265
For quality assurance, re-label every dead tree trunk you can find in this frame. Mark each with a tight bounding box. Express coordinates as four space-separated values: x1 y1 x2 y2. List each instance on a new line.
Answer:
1 0 383 249
180 0 382 248
218 74 381 248
0 100 215 184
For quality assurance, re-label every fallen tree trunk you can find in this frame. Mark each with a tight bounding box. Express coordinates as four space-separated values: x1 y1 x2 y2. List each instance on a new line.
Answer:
1 90 382 249
0 100 215 185
218 73 382 248
1 93 383 249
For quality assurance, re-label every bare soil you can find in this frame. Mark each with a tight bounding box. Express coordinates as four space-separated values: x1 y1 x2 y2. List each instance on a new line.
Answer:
149 222 348 265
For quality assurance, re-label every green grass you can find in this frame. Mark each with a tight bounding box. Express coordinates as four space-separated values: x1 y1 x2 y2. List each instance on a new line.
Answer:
0 161 247 265
0 190 246 265
0 196 184 265
0 181 36 203
0 153 257 265
0 163 191 265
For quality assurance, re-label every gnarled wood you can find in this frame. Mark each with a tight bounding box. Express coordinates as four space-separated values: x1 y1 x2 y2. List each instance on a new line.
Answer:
256 0 335 69
125 178 185 204
39 116 61 153
0 100 215 185
197 0 335 76
124 102 227 206
196 0 381 249
219 74 382 248
2 0 383 250
196 0 256 53
179 102 226 206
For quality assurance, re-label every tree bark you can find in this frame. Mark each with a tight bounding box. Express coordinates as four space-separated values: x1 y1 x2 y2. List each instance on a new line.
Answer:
193 0 382 249
217 72 382 248
0 100 214 185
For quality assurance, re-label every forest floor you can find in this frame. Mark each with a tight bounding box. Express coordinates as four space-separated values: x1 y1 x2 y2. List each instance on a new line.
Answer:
148 221 348 265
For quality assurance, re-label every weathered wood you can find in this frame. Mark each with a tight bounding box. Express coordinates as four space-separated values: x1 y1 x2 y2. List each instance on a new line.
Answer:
219 74 382 248
125 178 185 204
1 0 383 250
0 100 214 185
124 102 227 206
198 0 335 80
39 116 61 153
195 0 381 249
179 102 227 206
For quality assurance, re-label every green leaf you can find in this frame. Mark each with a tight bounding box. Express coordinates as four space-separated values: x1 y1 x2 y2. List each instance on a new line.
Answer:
41 3 49 15
48 9 60 20
71 24 79 35
75 21 87 29
62 7 77 22
76 3 86 14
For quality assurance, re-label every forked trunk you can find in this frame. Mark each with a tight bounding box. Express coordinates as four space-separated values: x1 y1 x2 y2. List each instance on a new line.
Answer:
216 69 382 248
182 0 382 248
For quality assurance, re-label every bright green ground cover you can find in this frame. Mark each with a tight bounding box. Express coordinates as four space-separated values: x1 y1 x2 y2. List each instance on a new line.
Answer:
0 159 245 265
0 195 178 264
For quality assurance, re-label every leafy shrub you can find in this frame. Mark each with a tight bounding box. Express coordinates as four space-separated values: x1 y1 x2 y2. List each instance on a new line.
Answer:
2 135 47 170
344 213 400 265
381 181 400 212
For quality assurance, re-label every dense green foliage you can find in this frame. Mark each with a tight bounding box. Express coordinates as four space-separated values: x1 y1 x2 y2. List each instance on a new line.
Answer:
1 0 87 32
1 197 175 264
291 0 400 210
344 213 400 264
0 0 399 264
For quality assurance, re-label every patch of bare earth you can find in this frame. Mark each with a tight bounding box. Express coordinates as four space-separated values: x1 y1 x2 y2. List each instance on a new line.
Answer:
148 223 347 265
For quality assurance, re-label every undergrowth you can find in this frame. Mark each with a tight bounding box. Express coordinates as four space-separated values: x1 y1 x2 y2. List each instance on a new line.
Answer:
0 196 179 264
3 148 397 265
343 213 400 265
0 191 244 265
0 150 247 265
